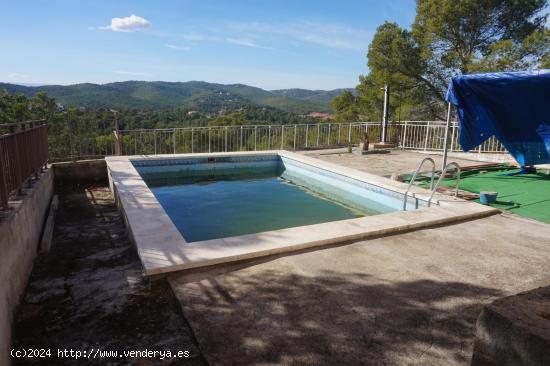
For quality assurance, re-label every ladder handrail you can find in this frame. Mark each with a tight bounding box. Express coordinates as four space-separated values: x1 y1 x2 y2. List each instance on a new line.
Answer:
427 162 461 207
403 157 436 211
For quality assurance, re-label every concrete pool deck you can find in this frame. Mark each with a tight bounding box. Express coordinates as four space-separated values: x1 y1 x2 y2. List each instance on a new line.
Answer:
106 151 498 276
13 150 548 365
300 148 509 177
164 151 549 365
169 213 550 365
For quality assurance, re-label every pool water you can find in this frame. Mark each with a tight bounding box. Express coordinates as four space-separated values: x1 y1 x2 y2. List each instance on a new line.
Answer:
142 167 382 242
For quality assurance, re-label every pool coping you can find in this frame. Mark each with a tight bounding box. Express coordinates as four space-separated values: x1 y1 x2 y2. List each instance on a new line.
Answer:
106 151 499 276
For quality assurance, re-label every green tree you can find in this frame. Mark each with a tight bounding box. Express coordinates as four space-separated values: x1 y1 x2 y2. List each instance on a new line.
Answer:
357 22 432 120
331 91 358 122
358 0 549 120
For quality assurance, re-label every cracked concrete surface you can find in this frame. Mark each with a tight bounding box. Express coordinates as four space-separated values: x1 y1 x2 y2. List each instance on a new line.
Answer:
167 151 550 366
169 214 550 366
12 151 549 366
12 186 206 366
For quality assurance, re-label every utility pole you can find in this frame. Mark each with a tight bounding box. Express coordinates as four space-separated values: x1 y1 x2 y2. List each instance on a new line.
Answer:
374 84 395 149
381 84 390 143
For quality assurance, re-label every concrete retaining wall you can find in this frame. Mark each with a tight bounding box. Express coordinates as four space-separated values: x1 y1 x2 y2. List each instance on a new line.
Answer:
0 168 54 366
53 159 107 187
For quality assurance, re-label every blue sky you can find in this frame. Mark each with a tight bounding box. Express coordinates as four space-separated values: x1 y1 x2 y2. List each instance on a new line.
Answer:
0 0 416 90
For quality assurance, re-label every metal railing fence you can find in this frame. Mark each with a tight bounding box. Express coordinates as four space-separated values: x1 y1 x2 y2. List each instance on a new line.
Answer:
117 122 385 155
0 120 49 209
116 121 507 156
0 118 506 208
399 121 506 153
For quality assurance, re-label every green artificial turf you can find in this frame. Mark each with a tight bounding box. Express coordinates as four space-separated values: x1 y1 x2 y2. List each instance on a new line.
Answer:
433 167 550 223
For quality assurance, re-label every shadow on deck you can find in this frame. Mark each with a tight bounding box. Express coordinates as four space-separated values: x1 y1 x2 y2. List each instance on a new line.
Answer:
12 185 206 365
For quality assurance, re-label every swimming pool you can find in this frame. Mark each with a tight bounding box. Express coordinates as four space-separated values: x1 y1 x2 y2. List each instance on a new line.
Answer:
136 157 396 242
107 151 498 275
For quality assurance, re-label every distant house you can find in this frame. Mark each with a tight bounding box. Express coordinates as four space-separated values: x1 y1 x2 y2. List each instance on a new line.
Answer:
307 112 335 121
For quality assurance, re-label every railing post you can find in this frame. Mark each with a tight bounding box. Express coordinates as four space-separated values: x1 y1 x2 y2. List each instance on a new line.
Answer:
113 112 121 155
254 125 257 150
402 121 408 149
154 131 157 154
281 126 284 150
327 123 331 145
423 122 430 151
338 123 341 144
173 129 176 154
305 124 309 148
293 125 297 150
317 124 320 147
450 121 456 152
240 126 243 151
191 127 194 153
268 125 272 149
225 126 228 152
208 127 211 153
348 123 352 143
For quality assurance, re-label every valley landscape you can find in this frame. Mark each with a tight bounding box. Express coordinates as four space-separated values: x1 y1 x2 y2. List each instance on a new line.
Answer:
0 81 351 114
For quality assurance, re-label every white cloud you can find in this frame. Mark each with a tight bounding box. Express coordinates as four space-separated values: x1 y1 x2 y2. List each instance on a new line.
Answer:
180 33 221 42
225 21 370 51
101 14 151 32
166 44 191 51
177 33 270 49
225 38 270 49
114 70 152 76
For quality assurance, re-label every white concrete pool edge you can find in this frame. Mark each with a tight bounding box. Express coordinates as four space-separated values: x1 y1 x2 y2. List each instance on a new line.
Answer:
106 151 499 276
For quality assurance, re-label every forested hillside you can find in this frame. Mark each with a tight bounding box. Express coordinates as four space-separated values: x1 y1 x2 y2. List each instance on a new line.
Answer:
0 89 331 159
270 88 354 104
0 81 344 114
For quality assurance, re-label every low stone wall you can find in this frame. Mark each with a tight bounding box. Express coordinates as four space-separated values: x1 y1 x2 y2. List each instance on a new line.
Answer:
471 286 550 366
53 159 107 187
0 168 54 366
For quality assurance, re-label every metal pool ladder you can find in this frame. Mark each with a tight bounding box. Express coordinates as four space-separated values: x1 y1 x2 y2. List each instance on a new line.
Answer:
427 162 461 207
403 157 436 211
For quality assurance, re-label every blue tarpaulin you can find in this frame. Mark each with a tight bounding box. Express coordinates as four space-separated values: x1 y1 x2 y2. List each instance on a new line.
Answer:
445 70 550 166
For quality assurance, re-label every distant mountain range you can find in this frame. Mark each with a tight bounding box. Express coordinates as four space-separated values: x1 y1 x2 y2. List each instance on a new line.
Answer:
0 81 353 114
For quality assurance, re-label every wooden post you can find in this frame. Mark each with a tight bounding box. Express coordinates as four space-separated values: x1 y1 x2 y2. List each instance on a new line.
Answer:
113 111 121 155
